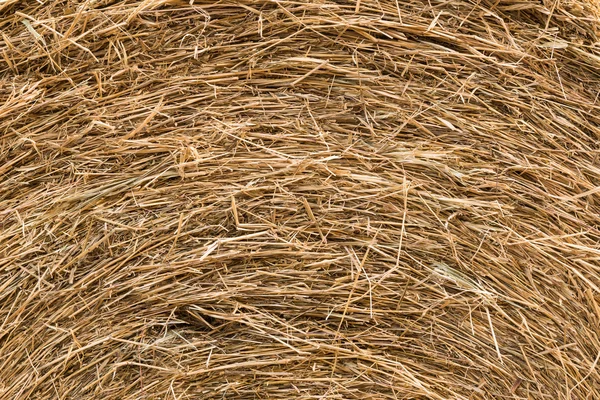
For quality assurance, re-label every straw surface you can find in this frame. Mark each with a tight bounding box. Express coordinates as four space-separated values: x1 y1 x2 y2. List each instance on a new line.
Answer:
1 0 600 398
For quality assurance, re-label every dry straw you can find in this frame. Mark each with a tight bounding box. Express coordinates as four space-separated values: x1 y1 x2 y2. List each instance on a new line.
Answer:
1 0 600 398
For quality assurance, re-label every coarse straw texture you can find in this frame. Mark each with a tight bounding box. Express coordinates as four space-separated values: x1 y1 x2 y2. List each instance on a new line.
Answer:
1 0 600 398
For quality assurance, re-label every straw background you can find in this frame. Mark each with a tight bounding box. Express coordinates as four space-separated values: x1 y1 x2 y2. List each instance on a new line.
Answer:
1 0 600 398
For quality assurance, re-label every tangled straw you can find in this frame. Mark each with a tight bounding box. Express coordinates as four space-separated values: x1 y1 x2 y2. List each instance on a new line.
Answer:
1 0 600 398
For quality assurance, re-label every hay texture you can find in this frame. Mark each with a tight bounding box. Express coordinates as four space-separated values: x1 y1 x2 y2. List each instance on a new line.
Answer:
2 0 600 398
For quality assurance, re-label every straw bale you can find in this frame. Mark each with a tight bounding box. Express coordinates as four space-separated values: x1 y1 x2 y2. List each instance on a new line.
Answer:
1 0 600 398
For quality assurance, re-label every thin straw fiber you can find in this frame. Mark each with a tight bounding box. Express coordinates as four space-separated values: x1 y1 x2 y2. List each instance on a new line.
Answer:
1 0 600 399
